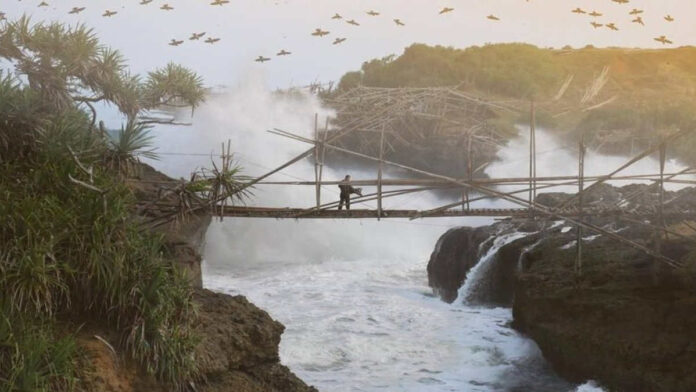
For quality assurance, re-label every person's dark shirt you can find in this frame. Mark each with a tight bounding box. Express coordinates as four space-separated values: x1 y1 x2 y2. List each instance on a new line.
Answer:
338 182 355 196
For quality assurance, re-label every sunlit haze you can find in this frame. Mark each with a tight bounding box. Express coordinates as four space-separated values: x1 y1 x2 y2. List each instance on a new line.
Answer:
2 0 695 87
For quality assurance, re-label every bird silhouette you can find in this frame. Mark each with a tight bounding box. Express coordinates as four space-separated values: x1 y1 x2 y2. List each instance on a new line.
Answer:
210 0 229 5
311 28 330 37
160 4 174 10
366 10 379 16
589 11 602 17
332 13 342 20
189 32 206 40
591 21 603 28
255 56 271 63
204 37 220 44
664 15 675 22
102 10 117 17
140 0 152 4
606 23 619 31
333 37 346 45
394 19 405 26
572 8 586 14
632 16 644 25
346 19 360 26
487 14 500 21
439 7 454 15
169 39 183 46
38 1 48 7
612 0 629 4
629 9 643 15
68 7 86 14
654 35 673 45
277 49 292 56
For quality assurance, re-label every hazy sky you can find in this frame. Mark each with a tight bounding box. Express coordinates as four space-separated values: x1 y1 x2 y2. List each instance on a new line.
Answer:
2 0 695 88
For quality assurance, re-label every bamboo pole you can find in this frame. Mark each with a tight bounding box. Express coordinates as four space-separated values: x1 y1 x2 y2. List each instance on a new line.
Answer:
377 123 385 220
314 113 320 209
657 139 667 253
464 131 472 211
576 134 585 276
317 117 329 208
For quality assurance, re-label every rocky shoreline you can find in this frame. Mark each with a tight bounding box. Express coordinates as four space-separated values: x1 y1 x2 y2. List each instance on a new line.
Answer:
80 164 316 392
428 184 696 392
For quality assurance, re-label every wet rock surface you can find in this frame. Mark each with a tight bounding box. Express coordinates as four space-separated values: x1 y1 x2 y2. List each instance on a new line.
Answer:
195 289 318 392
427 184 696 391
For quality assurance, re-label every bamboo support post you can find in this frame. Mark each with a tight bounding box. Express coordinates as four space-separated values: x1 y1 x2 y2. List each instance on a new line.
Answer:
464 131 473 211
656 138 667 254
314 113 320 209
317 117 329 208
529 99 537 215
377 123 385 220
576 134 586 276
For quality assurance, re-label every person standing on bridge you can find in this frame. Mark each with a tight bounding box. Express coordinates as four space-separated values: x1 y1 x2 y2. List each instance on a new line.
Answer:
338 175 362 210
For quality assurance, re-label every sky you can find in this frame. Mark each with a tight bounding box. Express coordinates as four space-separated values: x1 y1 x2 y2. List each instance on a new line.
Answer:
2 0 695 88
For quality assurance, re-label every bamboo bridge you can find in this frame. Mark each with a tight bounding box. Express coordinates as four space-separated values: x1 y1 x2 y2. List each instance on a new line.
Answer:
140 86 696 272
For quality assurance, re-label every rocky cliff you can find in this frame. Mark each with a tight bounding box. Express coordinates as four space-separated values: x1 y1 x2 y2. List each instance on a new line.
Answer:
80 164 316 392
427 184 696 391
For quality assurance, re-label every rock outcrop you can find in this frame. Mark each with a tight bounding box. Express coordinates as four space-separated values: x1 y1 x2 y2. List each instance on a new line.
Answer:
427 226 492 303
427 184 696 391
80 163 316 392
194 289 317 392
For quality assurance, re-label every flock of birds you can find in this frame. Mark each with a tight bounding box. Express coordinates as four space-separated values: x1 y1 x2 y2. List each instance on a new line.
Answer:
0 0 682 64
570 2 675 45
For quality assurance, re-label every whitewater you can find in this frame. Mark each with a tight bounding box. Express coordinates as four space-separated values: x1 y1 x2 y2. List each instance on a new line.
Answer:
140 78 690 391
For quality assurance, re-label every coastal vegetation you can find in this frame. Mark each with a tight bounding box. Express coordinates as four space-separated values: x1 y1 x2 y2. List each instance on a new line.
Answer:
334 43 696 165
0 17 207 390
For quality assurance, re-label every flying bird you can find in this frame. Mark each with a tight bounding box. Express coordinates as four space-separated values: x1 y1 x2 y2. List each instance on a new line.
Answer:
204 37 220 44
332 13 342 20
210 0 229 5
346 19 360 26
394 19 405 26
629 9 643 15
591 21 603 28
632 16 644 25
333 37 346 45
612 0 629 4
255 56 271 63
277 49 291 56
140 0 153 4
160 4 174 10
487 14 500 21
664 15 674 22
189 32 206 40
439 7 454 15
311 28 330 37
366 10 379 16
606 23 619 31
38 1 48 7
572 8 586 14
102 10 117 17
654 36 673 45
169 39 183 46
68 7 86 14
589 11 602 17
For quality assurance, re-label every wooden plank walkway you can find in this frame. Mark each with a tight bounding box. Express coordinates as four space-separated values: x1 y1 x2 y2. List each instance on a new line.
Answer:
220 206 528 219
217 206 696 220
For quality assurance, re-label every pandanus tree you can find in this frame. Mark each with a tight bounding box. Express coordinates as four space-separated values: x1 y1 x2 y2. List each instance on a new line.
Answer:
0 16 205 174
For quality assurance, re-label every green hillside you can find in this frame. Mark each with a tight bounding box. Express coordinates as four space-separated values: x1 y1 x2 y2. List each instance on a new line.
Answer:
335 43 696 165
